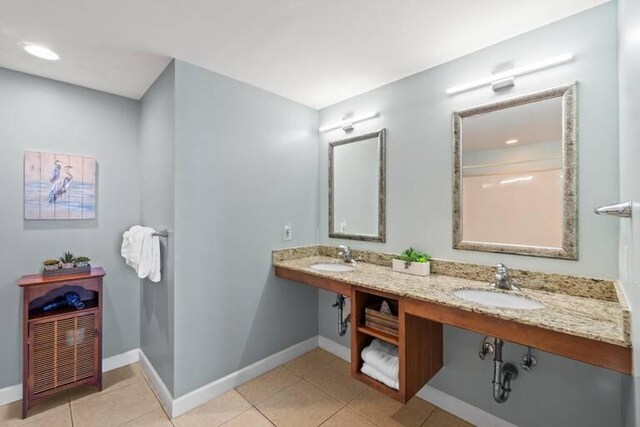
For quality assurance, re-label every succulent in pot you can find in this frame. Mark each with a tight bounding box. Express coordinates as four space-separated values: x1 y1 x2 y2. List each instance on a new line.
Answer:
43 259 61 271
392 247 431 276
75 256 91 267
60 251 76 269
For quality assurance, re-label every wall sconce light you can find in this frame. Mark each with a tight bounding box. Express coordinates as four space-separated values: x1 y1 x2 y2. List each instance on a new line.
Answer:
446 53 574 95
319 112 378 132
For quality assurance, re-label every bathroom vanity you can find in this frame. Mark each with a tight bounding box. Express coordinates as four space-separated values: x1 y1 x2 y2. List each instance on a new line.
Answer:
273 246 631 403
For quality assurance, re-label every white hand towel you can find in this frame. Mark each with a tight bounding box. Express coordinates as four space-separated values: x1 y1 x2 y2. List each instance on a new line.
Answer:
361 362 399 390
121 226 161 283
361 339 399 381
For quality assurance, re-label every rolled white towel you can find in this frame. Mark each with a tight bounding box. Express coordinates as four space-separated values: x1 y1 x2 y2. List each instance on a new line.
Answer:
361 339 399 381
361 362 399 390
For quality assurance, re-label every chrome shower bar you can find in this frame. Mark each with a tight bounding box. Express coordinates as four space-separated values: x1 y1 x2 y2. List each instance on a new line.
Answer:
594 201 632 218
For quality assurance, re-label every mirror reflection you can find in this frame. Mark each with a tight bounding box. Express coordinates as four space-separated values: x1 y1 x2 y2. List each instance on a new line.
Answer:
329 129 386 242
462 97 563 247
453 84 577 259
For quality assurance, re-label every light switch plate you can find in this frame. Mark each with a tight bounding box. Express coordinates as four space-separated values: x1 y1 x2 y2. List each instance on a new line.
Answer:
283 223 292 241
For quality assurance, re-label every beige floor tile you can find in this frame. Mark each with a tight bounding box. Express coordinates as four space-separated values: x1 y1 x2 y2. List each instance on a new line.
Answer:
173 390 252 427
320 407 376 427
256 379 343 427
349 389 435 427
284 348 336 377
222 408 274 426
70 363 145 402
71 380 161 427
305 358 366 404
0 391 70 426
21 406 72 427
421 408 472 427
236 366 299 405
121 408 173 426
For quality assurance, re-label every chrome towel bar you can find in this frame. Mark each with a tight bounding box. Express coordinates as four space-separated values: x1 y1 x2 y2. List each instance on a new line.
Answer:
594 201 632 218
152 229 171 237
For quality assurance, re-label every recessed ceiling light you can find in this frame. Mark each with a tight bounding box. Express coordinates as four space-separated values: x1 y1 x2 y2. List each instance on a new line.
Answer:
23 43 59 61
505 139 519 145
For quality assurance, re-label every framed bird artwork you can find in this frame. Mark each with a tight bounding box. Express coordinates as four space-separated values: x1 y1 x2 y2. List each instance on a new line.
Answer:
24 151 96 220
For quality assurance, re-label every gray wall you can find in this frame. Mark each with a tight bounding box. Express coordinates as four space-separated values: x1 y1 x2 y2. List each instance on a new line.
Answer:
318 4 623 426
618 0 640 425
172 61 320 397
139 61 177 394
0 68 141 388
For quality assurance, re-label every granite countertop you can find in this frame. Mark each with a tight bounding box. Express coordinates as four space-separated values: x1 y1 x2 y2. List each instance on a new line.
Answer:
274 251 631 348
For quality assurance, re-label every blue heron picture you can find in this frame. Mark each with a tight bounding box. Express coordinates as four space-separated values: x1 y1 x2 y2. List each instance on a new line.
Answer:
24 151 96 220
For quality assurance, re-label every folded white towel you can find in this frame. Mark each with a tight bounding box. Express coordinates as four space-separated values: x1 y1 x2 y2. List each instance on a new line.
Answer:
121 226 161 283
361 339 399 381
361 362 399 390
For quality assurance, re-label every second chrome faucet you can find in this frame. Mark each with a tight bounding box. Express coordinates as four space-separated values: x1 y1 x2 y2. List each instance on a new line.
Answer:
492 263 519 291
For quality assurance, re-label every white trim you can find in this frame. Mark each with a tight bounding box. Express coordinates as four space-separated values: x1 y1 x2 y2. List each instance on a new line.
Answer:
139 349 174 415
416 386 516 427
171 335 318 417
318 336 515 427
0 348 142 407
318 336 350 362
103 349 140 372
0 383 21 407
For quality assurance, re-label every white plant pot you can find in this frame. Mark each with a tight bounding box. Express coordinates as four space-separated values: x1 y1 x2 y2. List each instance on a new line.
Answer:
392 259 430 276
62 263 74 269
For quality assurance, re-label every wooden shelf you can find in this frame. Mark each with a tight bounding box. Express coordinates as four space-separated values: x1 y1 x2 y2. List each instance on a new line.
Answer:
356 325 399 345
29 300 99 321
352 371 402 401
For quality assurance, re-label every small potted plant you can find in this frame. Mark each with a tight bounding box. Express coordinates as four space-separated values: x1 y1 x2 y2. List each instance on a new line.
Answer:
60 251 75 269
393 247 431 276
75 256 91 267
43 259 61 271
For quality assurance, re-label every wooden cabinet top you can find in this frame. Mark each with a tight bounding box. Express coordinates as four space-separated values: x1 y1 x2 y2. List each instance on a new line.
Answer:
18 267 106 287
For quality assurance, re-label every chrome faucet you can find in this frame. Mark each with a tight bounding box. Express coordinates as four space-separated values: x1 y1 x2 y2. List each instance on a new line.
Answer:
337 245 354 263
492 263 519 290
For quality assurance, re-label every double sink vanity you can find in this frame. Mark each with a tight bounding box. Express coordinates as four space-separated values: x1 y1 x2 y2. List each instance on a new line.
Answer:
273 245 631 403
290 80 632 404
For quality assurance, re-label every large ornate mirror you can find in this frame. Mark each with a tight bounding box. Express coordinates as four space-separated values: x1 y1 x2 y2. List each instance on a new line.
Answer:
329 129 386 242
453 83 577 259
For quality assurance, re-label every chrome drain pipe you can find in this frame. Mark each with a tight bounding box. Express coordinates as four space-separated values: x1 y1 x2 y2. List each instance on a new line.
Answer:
491 338 519 403
332 294 350 336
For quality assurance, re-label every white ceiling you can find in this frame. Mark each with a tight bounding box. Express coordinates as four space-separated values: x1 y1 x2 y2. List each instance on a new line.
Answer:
0 0 609 109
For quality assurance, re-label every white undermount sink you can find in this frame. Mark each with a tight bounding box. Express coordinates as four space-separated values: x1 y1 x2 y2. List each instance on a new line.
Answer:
453 289 544 310
310 263 355 272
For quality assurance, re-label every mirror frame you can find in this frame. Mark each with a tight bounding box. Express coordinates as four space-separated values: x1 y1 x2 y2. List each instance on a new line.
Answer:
329 129 386 242
452 82 578 260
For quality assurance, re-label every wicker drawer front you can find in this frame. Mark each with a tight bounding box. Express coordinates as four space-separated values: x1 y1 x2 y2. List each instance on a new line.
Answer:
31 314 96 394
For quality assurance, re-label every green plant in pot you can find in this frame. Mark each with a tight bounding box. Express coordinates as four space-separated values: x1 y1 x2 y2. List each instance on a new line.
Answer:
393 247 431 276
43 259 61 271
75 256 91 267
60 252 76 269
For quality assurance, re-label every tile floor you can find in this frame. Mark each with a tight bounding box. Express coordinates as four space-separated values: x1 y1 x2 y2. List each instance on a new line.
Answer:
0 348 472 427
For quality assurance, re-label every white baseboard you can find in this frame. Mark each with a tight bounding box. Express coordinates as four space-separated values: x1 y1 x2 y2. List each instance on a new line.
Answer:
0 348 142 407
318 336 350 362
0 383 21 407
318 336 515 427
171 335 318 417
103 349 141 372
138 350 174 415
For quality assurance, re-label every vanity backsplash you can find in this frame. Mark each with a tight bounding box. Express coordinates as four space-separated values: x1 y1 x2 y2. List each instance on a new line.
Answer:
273 245 620 302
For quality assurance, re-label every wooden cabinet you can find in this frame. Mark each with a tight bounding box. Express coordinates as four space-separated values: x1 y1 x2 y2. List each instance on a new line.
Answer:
351 287 443 403
18 268 105 418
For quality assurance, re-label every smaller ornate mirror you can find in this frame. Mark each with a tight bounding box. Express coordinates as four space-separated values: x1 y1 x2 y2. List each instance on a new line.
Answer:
329 129 386 242
453 83 577 259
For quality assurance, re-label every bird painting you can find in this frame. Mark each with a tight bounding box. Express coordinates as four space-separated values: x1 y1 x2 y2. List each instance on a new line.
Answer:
24 151 96 220
48 165 73 203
